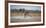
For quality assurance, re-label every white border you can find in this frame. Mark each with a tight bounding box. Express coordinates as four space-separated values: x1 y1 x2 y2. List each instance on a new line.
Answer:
8 3 43 26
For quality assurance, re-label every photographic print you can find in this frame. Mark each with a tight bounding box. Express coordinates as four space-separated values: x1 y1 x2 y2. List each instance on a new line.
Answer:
8 2 44 26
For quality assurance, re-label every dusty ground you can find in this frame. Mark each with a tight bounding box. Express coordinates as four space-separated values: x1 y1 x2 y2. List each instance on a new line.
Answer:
11 16 41 23
10 12 41 23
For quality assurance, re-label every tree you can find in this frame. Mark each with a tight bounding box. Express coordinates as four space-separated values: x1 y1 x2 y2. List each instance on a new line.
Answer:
19 8 25 13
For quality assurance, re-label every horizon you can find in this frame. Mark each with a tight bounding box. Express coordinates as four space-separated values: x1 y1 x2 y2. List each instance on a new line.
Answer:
10 5 41 11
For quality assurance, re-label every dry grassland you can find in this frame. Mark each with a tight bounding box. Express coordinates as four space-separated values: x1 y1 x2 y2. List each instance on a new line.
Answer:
11 12 41 17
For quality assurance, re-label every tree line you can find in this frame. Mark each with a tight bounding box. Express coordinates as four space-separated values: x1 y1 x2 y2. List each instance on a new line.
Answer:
11 8 41 13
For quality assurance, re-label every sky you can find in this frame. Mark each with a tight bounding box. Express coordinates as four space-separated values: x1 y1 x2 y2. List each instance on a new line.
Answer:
10 5 41 11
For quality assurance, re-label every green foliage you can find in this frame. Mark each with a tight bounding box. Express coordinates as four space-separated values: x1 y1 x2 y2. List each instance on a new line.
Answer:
11 8 41 13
